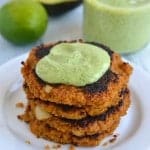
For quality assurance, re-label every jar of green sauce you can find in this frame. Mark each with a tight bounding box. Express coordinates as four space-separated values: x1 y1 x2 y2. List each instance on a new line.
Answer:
83 0 150 53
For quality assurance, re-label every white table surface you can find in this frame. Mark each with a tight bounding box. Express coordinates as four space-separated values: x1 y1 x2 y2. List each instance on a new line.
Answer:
0 0 150 74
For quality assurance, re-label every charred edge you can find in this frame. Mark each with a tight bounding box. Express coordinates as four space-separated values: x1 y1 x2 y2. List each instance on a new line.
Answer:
33 69 47 85
119 88 129 97
35 40 82 59
54 104 78 112
35 44 51 59
61 99 124 127
33 88 126 112
35 40 113 59
34 71 61 87
83 70 118 94
34 68 118 94
23 82 28 89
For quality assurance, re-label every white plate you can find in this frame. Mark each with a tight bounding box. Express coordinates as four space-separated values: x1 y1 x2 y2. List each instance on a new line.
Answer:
0 54 150 150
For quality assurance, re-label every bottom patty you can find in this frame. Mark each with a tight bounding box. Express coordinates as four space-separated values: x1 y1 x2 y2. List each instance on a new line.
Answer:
29 118 120 146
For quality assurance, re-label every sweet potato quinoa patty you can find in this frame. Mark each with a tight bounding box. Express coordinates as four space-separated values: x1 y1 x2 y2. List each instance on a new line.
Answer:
21 41 132 107
19 40 133 146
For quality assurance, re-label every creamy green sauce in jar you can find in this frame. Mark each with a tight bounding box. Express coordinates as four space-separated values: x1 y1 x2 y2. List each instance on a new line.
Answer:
99 0 149 7
83 0 150 53
36 42 110 86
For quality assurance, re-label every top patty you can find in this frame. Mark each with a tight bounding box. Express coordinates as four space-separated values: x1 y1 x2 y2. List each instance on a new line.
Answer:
21 40 133 107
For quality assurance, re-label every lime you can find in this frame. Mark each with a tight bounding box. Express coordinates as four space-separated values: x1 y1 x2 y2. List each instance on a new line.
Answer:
0 0 48 45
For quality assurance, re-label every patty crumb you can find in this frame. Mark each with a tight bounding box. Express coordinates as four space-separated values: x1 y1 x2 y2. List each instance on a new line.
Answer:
102 133 119 147
102 142 108 147
109 137 116 143
52 144 61 149
113 133 120 138
25 140 31 144
16 102 24 108
109 133 119 143
45 145 50 150
69 145 75 150
21 61 25 65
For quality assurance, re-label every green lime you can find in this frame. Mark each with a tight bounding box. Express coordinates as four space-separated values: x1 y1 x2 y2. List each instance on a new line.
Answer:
0 0 48 45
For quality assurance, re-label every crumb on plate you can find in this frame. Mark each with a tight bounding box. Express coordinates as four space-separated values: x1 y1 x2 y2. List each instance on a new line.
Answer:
109 133 119 143
45 144 50 150
25 140 31 144
16 102 24 108
52 144 61 149
102 133 119 147
69 145 75 150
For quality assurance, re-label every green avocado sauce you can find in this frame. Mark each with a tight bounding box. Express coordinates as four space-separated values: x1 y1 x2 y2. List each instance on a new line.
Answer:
36 43 110 86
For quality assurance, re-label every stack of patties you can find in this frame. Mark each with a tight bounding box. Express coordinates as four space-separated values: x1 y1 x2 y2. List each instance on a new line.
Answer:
19 40 133 146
